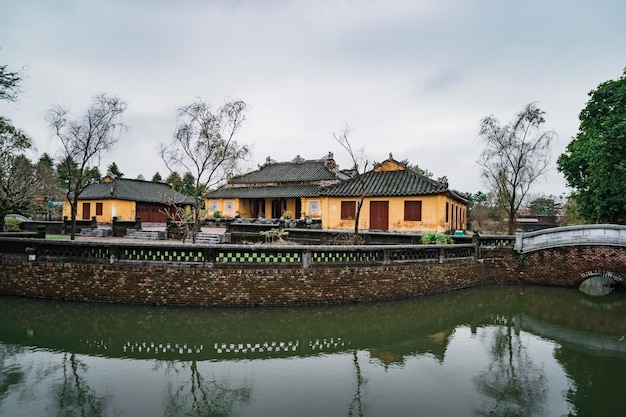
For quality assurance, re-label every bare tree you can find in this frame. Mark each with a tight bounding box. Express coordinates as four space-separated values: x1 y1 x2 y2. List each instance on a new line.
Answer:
477 103 555 234
160 98 249 243
334 125 369 244
47 93 127 239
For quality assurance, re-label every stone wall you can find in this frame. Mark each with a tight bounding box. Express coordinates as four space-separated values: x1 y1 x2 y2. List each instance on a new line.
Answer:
0 254 514 306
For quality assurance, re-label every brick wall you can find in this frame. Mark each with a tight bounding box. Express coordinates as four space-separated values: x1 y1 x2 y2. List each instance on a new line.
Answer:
519 245 626 286
0 255 514 306
9 245 623 307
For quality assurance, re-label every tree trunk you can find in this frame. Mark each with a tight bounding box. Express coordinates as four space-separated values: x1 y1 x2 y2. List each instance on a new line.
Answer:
70 200 78 240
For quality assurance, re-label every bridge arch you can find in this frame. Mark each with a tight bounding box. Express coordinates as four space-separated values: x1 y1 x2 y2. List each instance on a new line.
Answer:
514 225 626 289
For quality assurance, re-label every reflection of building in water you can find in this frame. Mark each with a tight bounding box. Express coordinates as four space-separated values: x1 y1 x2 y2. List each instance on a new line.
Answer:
368 330 454 367
81 337 351 359
215 340 299 354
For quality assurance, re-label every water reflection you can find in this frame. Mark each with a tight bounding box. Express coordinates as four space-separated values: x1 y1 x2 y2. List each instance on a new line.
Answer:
474 319 547 417
1 286 625 417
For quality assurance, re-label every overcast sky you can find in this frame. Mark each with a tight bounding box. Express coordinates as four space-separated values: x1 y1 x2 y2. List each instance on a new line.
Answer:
2 0 625 198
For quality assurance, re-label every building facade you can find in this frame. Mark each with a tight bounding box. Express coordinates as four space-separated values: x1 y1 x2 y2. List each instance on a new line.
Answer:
319 156 468 233
205 153 346 220
62 176 195 223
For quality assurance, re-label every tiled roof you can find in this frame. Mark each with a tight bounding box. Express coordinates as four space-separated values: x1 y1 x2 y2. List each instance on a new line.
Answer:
77 178 196 204
206 184 321 199
319 168 461 199
229 160 337 184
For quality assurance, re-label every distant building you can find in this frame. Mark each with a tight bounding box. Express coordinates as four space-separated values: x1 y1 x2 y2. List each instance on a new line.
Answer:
62 175 195 223
206 153 468 233
319 155 467 232
205 153 346 219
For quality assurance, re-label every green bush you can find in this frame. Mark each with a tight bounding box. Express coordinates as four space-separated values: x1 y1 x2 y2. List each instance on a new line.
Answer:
421 232 453 244
3 217 22 232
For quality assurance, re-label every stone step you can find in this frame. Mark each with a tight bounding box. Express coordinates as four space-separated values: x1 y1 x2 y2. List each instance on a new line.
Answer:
79 228 112 237
194 232 221 244
124 230 167 240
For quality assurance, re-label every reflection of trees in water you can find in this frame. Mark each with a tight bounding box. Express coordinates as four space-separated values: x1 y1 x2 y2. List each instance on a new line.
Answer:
474 317 548 417
51 353 110 417
348 350 367 417
159 360 252 417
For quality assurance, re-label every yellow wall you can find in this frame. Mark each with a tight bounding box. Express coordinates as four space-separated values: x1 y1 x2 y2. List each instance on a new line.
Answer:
206 198 306 219
206 199 243 218
320 194 466 233
62 199 136 223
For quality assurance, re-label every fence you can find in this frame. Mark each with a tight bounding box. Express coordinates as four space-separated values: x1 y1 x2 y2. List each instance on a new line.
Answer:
0 234 513 269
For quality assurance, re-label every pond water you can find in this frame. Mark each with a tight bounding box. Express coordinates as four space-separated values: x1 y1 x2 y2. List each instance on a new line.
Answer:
1 285 625 417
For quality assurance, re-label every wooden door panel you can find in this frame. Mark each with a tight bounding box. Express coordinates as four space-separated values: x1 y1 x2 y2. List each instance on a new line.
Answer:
82 203 91 220
369 201 389 231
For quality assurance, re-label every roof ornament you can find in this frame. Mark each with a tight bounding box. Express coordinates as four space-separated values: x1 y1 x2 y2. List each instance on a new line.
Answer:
292 155 306 163
437 176 448 188
259 156 276 168
323 151 337 171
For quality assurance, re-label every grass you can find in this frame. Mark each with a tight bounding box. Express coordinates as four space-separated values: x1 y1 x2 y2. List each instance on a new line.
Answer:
46 234 71 240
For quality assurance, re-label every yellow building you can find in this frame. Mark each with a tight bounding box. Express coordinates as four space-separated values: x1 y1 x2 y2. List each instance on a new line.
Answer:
205 153 347 219
206 153 467 233
318 156 467 233
62 176 195 223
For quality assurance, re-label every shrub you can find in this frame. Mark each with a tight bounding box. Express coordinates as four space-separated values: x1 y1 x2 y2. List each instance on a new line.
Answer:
4 217 22 232
281 210 293 219
421 232 453 244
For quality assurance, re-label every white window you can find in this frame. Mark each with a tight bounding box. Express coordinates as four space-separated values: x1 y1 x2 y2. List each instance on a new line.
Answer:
308 200 320 214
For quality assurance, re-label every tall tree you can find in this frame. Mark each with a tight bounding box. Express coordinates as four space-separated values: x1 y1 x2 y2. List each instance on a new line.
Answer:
160 98 249 243
165 171 183 191
34 154 64 219
0 63 32 229
47 93 127 239
107 161 124 178
334 125 369 243
528 196 559 216
151 171 163 182
1 154 36 218
38 152 54 168
557 69 626 224
181 171 196 195
477 103 556 234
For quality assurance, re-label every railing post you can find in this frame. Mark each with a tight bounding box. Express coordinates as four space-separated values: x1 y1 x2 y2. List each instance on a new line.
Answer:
302 249 312 269
109 245 119 264
514 229 523 252
439 247 445 263
383 248 390 265
472 232 480 259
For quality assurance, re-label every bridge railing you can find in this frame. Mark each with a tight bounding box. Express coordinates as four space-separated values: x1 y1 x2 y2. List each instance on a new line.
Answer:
514 224 626 253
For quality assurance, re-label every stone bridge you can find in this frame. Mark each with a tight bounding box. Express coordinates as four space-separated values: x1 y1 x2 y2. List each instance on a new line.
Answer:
513 224 626 290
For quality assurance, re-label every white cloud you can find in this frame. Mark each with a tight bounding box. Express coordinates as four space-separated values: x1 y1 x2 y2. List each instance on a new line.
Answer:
1 0 625 198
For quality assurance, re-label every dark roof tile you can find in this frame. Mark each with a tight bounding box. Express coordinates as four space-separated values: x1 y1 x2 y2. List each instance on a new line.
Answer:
320 169 455 198
229 160 337 184
78 178 195 204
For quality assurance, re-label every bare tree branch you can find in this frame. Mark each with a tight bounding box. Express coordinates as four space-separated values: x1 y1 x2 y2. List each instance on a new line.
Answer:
160 98 249 243
47 93 127 239
477 103 556 234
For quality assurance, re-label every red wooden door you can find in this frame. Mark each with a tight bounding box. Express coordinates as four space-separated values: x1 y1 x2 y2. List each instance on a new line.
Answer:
82 202 91 220
369 201 389 231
